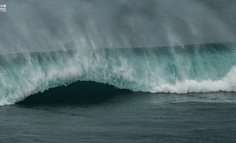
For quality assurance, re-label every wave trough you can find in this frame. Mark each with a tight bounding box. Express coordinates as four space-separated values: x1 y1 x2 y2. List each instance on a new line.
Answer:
0 43 236 106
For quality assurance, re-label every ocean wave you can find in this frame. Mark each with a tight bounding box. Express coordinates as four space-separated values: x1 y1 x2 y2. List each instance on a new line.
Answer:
0 43 236 106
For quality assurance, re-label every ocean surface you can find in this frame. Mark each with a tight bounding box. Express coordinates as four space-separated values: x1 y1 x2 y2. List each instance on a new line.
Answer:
1 91 236 143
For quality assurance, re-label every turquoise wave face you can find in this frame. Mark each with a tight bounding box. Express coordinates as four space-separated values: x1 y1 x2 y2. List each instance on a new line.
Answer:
0 42 236 106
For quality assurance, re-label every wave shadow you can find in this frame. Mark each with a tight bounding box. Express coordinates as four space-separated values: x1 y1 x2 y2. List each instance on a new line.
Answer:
16 81 131 107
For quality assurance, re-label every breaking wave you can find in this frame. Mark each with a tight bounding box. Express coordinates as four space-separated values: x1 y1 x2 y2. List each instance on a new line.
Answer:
0 42 236 106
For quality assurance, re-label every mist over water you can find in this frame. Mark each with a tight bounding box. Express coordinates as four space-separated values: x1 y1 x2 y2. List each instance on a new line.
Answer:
1 0 236 105
1 0 236 54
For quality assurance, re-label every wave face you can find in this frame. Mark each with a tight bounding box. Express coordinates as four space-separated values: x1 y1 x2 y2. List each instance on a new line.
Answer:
16 80 130 106
0 43 236 106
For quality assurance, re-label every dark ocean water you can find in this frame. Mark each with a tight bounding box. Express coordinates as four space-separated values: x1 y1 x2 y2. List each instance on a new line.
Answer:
1 91 236 143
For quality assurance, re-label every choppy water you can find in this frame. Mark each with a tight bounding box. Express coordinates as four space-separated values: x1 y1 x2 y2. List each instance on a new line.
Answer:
1 92 236 143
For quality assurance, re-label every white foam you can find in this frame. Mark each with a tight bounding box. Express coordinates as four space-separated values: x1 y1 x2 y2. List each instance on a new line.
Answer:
153 66 236 93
